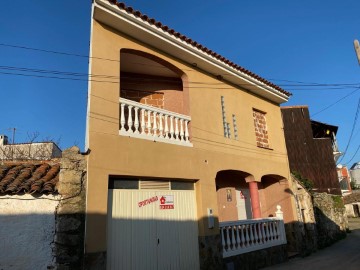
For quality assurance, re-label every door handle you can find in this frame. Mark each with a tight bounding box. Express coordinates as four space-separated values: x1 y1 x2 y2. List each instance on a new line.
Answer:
157 238 160 245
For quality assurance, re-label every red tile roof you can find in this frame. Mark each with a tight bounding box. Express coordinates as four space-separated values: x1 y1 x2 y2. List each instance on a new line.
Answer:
106 0 291 97
0 161 60 195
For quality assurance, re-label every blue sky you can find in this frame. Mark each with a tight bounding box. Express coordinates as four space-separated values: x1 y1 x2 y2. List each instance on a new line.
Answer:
1 0 359 166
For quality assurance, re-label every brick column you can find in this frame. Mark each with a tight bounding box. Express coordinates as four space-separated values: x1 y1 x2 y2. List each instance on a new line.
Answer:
249 181 261 219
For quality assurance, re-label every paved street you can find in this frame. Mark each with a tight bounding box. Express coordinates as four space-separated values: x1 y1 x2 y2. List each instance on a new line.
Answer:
264 218 360 270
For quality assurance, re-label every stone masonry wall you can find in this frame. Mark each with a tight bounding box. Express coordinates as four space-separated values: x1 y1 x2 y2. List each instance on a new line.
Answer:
287 175 317 256
198 235 287 270
313 192 348 249
252 109 269 148
54 146 87 269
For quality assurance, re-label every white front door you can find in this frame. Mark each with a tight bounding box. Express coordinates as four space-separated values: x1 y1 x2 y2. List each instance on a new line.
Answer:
107 179 199 270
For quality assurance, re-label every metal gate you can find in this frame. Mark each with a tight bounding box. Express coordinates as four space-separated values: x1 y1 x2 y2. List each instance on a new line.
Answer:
107 179 199 270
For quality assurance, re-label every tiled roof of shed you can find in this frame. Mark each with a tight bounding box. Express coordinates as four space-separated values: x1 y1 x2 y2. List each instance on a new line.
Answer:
106 0 291 97
0 161 60 195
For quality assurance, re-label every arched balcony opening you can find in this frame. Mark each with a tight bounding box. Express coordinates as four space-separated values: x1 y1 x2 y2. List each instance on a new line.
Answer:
119 49 191 146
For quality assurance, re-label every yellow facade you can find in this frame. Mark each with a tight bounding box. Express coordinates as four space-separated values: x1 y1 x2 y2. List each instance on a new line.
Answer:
85 1 297 255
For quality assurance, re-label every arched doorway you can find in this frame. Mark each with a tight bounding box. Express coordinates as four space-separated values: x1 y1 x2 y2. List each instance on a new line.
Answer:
216 170 253 222
259 174 293 222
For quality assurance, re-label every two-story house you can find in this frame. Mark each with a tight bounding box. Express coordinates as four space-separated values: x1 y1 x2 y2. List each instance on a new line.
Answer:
85 1 297 269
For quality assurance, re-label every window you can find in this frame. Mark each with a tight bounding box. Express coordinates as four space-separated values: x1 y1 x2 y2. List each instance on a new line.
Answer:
253 109 270 148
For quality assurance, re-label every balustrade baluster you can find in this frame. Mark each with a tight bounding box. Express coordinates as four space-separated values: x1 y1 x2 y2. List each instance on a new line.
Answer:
261 222 267 244
245 225 250 247
119 98 192 145
235 225 241 250
231 226 236 250
127 105 134 133
226 227 231 251
253 222 259 245
265 222 270 242
273 221 279 240
140 109 145 134
153 112 158 136
147 110 152 136
240 224 245 248
158 113 163 137
249 224 254 246
134 107 139 134
269 222 274 241
120 103 126 132
169 116 174 140
257 222 263 244
221 227 226 253
180 119 184 141
164 115 169 138
174 117 180 141
184 120 189 142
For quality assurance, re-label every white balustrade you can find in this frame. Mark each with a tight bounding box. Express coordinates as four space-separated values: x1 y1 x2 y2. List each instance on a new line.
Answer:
219 218 287 258
119 98 192 147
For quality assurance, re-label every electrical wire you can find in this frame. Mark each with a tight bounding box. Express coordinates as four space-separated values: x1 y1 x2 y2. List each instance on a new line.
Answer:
338 98 360 163
1 43 360 89
311 88 360 117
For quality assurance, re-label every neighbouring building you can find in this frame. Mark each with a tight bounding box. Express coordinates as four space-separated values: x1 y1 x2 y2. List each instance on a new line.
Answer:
281 106 342 195
281 106 348 250
350 162 360 188
0 147 87 270
0 135 62 161
336 165 352 195
85 1 299 269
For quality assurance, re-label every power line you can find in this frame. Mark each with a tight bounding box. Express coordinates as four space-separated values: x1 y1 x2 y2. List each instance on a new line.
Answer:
1 65 359 92
338 98 360 163
1 43 360 88
345 143 360 165
311 88 360 117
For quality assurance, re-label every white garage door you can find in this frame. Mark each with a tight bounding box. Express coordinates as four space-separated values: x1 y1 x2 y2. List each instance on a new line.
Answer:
107 179 199 270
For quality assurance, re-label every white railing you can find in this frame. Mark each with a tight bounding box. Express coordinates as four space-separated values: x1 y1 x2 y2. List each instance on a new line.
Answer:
119 98 192 147
219 218 287 258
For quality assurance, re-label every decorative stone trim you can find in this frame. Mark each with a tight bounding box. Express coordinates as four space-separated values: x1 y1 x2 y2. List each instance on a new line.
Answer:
253 109 270 148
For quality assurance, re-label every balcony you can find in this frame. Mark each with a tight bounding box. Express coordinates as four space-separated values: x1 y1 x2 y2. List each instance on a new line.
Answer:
219 218 287 258
119 98 192 147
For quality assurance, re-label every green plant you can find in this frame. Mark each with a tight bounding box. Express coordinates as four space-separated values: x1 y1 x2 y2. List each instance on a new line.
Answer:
350 180 359 190
331 195 344 209
292 171 314 192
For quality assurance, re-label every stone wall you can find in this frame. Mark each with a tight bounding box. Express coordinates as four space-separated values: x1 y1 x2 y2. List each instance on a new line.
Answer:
288 175 317 256
313 192 348 249
198 235 288 270
55 146 87 269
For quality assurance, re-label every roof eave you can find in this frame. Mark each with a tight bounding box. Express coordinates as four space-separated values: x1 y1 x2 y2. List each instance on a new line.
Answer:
93 0 289 104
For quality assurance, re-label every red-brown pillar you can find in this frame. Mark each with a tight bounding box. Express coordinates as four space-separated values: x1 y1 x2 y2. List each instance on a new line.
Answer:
249 181 261 219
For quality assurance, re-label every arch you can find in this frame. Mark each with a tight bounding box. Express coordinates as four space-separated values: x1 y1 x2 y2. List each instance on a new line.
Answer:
120 48 190 115
120 48 185 77
259 174 294 222
215 170 254 222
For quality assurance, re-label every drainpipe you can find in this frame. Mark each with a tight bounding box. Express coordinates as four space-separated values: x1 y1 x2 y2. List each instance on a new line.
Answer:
249 181 261 218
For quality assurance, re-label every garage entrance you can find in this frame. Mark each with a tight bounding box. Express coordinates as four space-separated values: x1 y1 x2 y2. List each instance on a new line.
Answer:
107 178 199 270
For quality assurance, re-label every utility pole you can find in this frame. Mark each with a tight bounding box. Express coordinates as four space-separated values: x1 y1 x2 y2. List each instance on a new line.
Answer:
354 39 360 65
8 127 16 144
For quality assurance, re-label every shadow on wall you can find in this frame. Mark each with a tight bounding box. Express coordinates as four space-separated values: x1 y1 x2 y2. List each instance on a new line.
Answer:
0 212 349 270
314 206 347 249
0 212 84 270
